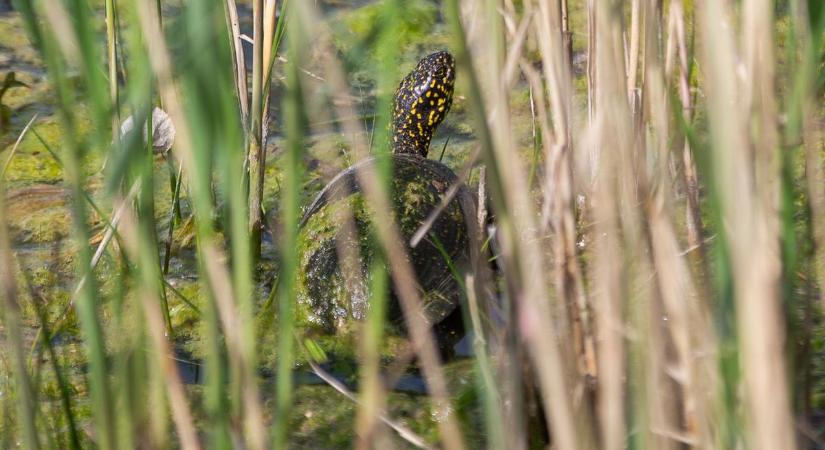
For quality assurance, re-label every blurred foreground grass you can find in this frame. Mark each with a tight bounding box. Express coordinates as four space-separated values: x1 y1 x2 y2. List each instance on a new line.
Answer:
0 0 824 449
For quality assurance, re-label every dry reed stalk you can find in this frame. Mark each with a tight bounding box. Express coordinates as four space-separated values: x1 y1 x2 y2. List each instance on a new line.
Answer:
410 145 480 247
647 198 716 448
117 204 201 450
201 247 267 450
473 6 532 450
637 5 682 449
135 3 268 448
471 7 544 448
224 0 248 124
627 0 641 107
642 0 697 444
783 0 822 423
353 301 390 448
259 0 277 192
476 166 487 242
585 0 597 175
698 0 796 448
263 0 277 73
792 0 825 314
1 114 37 179
301 31 389 450
292 4 467 450
588 0 639 447
41 0 80 66
743 0 797 448
534 0 597 384
560 0 571 58
587 112 631 448
0 172 40 450
665 1 703 253
447 1 595 448
464 273 505 449
351 127 467 450
105 0 118 138
411 6 530 250
248 0 266 260
637 1 719 447
135 0 204 219
664 4 722 446
283 11 387 450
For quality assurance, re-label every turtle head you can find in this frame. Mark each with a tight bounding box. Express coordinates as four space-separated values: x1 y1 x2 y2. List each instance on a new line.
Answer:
391 51 455 157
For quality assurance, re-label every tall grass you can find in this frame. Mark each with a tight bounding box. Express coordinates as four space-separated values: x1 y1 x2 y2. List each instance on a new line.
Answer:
1 0 824 448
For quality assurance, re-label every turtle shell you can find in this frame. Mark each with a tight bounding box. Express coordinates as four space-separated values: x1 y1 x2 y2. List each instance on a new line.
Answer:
296 154 475 341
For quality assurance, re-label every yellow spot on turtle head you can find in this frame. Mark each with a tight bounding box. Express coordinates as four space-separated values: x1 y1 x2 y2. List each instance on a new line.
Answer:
438 106 445 112
430 80 436 88
437 98 445 105
426 91 431 97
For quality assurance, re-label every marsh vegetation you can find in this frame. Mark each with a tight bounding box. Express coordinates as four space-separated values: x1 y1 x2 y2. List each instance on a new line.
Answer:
0 0 824 449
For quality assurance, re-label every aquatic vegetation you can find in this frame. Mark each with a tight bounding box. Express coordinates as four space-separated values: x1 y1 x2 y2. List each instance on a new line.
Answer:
1 0 824 448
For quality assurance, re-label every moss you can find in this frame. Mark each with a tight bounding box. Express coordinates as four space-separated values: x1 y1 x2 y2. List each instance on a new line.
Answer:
1 111 99 188
172 215 197 251
0 72 54 127
4 151 63 184
5 186 72 243
294 155 471 368
0 16 42 67
284 383 464 449
166 279 204 332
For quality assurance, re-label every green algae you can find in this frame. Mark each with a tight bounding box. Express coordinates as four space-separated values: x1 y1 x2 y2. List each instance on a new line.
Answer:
282 359 485 450
4 152 63 184
294 155 472 370
0 3 491 446
332 0 439 55
5 185 71 243
1 112 98 187
0 15 41 67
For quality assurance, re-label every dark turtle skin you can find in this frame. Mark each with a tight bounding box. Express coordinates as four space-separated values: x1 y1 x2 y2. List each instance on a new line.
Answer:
391 51 455 157
296 51 470 353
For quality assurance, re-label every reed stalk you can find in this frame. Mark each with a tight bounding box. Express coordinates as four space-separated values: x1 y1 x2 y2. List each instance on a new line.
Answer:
3 0 824 447
271 2 306 447
105 0 119 138
0 182 39 450
14 0 117 445
248 0 265 262
699 0 797 448
447 1 595 449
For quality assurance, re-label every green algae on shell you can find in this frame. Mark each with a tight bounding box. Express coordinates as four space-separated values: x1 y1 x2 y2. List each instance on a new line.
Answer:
296 154 475 344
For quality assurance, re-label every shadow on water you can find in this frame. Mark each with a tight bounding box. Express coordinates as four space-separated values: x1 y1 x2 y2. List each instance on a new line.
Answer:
170 332 476 395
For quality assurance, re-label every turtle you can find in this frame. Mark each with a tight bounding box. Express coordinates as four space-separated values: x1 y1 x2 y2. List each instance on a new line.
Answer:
296 50 474 355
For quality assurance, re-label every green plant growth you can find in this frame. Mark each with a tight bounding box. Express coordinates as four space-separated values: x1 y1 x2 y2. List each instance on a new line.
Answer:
0 72 27 132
